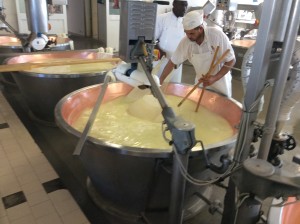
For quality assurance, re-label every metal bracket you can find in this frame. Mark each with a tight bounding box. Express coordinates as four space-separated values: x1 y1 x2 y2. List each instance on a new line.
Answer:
232 158 300 200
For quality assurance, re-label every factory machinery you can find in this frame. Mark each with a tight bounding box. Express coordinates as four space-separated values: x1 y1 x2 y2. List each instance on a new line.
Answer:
115 0 300 224
0 0 67 52
222 0 300 223
204 0 262 40
4 0 299 223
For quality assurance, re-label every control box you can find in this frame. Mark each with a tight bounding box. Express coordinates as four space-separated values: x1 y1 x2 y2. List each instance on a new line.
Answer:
119 1 157 63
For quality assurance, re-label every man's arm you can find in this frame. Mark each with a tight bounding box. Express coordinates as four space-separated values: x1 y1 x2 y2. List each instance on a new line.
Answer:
159 59 176 84
201 59 235 86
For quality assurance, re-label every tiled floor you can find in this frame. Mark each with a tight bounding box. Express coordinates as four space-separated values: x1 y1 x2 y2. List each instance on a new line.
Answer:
0 35 300 224
0 91 90 224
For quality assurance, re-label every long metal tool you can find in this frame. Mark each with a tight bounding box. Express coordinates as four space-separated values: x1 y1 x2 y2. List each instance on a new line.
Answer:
73 75 111 156
138 54 196 224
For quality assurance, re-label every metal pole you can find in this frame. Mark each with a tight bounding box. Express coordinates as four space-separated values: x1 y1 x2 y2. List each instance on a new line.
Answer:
233 0 280 163
168 150 190 224
222 1 283 223
138 57 194 224
73 75 111 156
258 0 300 159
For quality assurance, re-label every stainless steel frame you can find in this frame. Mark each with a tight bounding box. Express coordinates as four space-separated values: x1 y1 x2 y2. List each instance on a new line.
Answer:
54 82 242 222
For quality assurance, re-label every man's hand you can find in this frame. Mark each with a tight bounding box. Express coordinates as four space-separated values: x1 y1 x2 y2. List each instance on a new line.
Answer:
199 73 216 87
159 59 175 84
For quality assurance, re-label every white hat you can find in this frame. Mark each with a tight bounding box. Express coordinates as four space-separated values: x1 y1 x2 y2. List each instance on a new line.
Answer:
182 10 204 30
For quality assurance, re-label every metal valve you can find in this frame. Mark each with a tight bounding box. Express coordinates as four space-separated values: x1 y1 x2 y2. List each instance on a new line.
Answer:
31 34 49 51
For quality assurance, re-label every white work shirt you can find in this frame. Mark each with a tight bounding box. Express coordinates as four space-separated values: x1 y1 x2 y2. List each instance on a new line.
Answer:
171 26 235 96
154 11 185 83
155 11 185 58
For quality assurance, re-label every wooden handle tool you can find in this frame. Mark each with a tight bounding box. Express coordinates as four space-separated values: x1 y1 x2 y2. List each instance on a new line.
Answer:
177 79 203 107
178 46 220 108
0 57 121 73
195 48 230 112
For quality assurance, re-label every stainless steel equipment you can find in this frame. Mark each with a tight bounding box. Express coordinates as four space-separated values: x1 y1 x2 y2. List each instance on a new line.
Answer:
82 1 241 223
221 0 300 223
230 39 255 77
0 35 72 54
0 0 66 51
0 0 73 86
0 35 73 86
25 0 48 35
205 1 262 40
55 82 242 222
4 50 115 125
119 1 157 63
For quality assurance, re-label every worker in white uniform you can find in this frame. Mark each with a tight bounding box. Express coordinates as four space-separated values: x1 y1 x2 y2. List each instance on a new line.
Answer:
159 10 236 97
154 0 188 83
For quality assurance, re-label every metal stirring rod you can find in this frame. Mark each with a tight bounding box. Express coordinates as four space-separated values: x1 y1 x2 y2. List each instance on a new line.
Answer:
73 74 111 156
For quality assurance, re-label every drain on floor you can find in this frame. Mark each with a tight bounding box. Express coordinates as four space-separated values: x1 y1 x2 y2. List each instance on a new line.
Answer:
2 191 27 209
42 178 66 193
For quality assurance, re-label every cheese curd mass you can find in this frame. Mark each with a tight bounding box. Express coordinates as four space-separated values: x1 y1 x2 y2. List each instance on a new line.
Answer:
72 94 234 150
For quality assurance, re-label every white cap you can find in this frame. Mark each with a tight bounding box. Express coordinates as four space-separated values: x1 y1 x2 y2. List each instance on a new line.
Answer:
182 10 204 30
